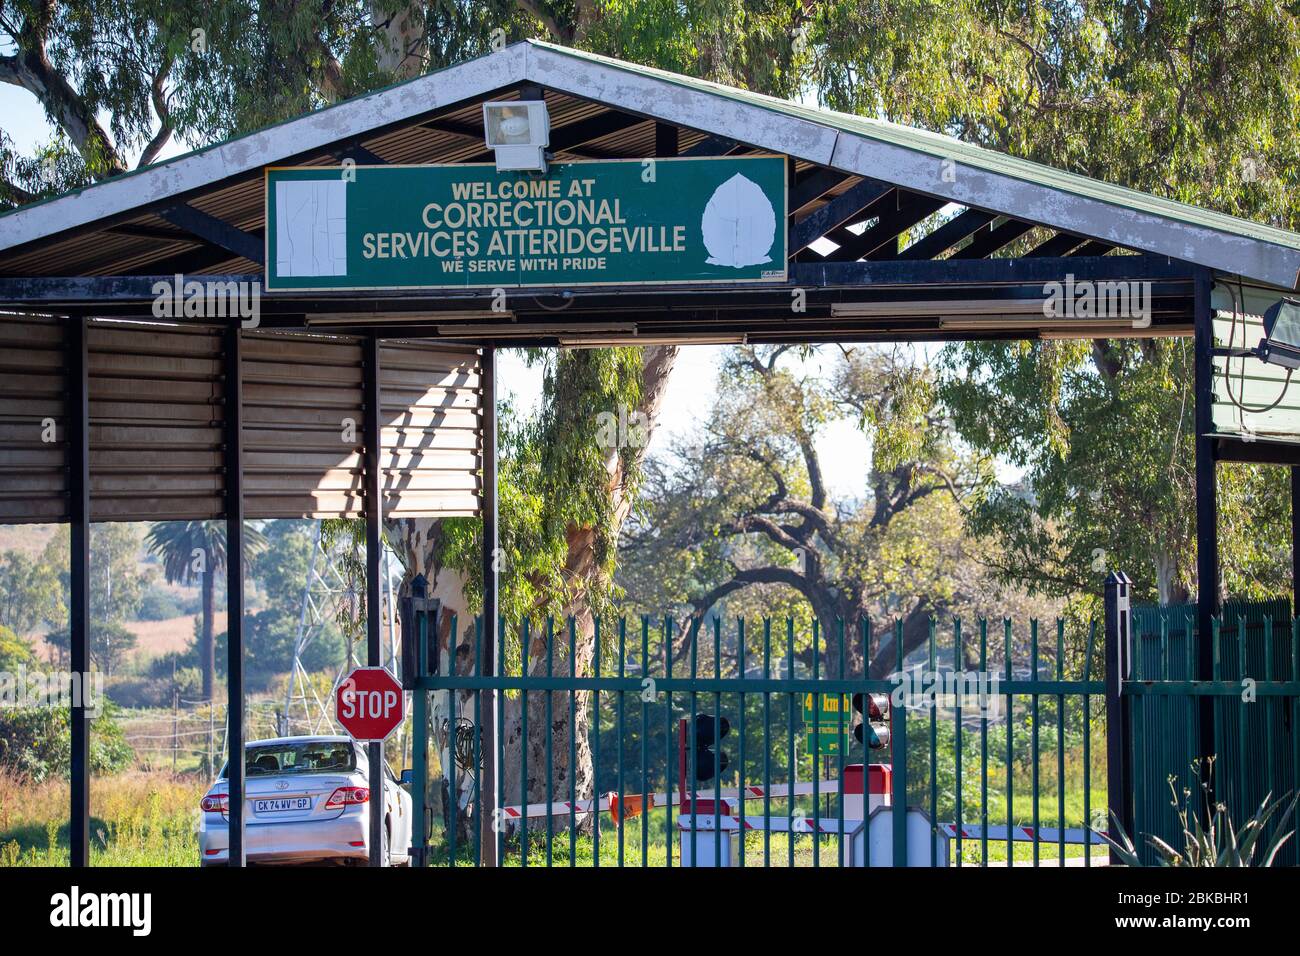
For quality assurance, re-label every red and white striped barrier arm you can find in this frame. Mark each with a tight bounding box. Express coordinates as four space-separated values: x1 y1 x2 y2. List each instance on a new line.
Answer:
677 817 1110 843
938 823 1108 845
499 778 844 821
676 813 853 834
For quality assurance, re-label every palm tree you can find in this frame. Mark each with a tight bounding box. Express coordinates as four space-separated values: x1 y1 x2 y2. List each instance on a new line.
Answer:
145 521 267 701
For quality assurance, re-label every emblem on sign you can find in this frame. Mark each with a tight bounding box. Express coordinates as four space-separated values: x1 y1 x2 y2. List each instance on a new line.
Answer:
701 173 777 268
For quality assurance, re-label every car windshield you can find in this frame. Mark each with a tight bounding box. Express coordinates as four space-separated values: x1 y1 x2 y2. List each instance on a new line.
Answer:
221 741 357 777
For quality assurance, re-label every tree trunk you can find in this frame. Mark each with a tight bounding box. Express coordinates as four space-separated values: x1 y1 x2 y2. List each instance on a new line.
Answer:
501 346 679 823
201 567 215 701
387 515 476 843
867 602 933 679
500 603 597 820
371 2 427 79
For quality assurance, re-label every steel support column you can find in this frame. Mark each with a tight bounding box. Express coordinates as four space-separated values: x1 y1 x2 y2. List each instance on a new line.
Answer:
479 346 500 866
363 334 385 866
1292 467 1300 617
407 574 430 867
224 322 247 866
1193 268 1218 776
1103 571 1133 865
68 313 90 868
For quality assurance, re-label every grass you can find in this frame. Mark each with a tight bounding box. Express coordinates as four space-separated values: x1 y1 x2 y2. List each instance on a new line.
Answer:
426 791 1112 867
0 770 203 866
0 769 1109 867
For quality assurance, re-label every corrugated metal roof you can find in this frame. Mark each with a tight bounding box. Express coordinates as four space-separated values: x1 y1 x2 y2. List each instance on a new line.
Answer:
0 38 1297 288
531 40 1300 256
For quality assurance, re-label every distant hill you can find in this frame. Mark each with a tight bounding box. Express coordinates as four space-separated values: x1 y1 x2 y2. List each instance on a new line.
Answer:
0 523 58 558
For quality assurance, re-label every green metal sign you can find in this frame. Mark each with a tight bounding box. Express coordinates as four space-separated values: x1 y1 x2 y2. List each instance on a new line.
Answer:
802 692 852 757
264 156 787 292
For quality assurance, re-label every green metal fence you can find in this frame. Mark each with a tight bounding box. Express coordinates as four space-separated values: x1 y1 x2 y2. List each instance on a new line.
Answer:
1127 598 1300 865
407 606 1109 867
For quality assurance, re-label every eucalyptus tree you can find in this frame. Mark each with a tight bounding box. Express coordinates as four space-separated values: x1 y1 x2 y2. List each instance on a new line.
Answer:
814 0 1300 606
618 345 994 678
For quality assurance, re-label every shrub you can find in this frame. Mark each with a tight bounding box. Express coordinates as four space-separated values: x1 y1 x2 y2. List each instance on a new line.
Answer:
0 702 134 782
136 586 183 622
1102 758 1299 867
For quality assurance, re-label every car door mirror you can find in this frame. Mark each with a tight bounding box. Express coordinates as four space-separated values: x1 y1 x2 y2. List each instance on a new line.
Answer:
399 768 413 788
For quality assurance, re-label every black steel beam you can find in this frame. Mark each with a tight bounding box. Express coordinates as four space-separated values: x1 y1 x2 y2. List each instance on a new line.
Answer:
1193 267 1218 789
158 205 264 266
362 335 385 867
107 223 192 241
680 134 737 157
125 239 259 277
788 169 849 216
815 189 896 250
68 313 90 868
655 122 679 157
1294 466 1300 617
0 256 1197 310
949 219 1036 259
792 254 1196 288
422 118 482 139
1215 437 1300 466
223 321 246 866
336 144 387 166
895 209 996 261
788 179 894 256
824 194 947 262
1025 232 1086 258
479 346 500 867
1071 240 1116 257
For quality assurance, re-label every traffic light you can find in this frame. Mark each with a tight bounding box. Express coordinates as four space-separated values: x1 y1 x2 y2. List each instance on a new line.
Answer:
852 693 890 750
692 713 730 781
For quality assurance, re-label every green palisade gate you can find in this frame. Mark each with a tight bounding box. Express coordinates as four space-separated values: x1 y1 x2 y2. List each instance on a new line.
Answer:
398 602 1300 867
265 156 788 291
1129 600 1299 867
407 613 1124 867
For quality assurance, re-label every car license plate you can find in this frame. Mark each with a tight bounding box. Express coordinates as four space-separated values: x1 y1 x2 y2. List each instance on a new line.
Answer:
254 797 312 813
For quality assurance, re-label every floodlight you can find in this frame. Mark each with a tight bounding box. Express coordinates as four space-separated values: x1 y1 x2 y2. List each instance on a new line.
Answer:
482 101 550 172
1257 297 1300 369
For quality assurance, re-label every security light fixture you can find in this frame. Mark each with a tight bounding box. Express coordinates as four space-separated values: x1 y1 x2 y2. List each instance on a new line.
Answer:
482 101 550 173
1256 297 1300 369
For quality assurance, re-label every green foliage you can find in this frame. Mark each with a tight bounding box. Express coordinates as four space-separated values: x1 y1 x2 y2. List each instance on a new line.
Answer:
0 545 66 634
136 584 184 622
617 345 1001 640
840 2 1300 609
145 520 267 589
0 702 133 782
0 624 36 671
319 518 370 647
441 348 648 648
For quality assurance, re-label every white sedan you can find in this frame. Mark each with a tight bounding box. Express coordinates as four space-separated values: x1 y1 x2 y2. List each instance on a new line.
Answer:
199 735 412 866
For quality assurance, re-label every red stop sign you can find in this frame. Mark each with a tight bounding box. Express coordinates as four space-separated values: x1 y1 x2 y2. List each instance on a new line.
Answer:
336 667 405 742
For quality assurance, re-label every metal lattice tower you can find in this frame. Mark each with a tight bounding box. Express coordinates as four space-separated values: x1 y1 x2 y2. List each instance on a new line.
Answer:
280 521 401 736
